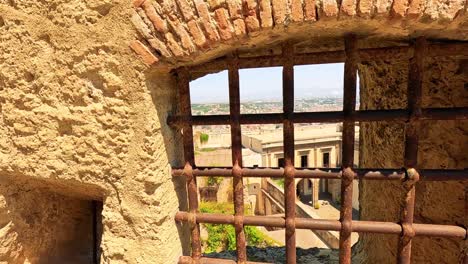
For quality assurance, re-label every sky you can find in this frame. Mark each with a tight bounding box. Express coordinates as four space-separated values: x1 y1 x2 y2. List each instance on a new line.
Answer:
189 63 358 104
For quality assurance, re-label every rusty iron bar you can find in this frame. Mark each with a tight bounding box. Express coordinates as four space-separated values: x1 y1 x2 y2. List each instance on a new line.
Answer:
464 185 468 263
172 167 468 181
228 53 247 263
398 37 426 264
188 42 468 77
338 34 358 264
167 107 468 127
174 212 468 238
282 43 296 264
177 68 202 260
179 256 270 264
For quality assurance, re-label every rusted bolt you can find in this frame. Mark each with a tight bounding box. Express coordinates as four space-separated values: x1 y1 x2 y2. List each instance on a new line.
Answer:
187 213 197 229
284 166 295 179
183 163 193 179
234 215 244 232
342 219 353 235
286 217 296 230
403 168 420 188
342 167 354 183
232 164 242 178
401 222 416 241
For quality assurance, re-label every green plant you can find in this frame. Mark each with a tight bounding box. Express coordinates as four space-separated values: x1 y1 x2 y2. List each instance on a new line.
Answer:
207 176 223 187
273 178 284 188
200 133 209 144
199 202 279 253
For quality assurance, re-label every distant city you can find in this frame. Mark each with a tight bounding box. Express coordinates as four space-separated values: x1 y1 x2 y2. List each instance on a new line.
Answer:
192 97 357 115
192 97 359 134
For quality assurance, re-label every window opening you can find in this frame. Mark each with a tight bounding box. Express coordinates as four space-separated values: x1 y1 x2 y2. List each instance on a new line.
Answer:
169 37 468 264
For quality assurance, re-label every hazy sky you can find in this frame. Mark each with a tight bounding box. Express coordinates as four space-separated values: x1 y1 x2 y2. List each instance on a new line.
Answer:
190 63 355 103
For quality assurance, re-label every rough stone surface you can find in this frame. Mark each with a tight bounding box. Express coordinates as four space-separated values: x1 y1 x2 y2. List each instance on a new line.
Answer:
0 1 188 263
356 57 467 263
207 246 340 263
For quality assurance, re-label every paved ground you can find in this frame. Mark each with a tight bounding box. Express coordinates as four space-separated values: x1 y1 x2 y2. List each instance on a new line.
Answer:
264 228 329 249
299 200 360 245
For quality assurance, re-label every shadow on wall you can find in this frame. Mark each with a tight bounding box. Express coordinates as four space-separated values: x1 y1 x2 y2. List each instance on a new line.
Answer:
145 68 191 256
0 176 104 264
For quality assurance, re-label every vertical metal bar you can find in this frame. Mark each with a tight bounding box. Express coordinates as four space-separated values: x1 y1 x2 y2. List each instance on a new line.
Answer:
463 185 468 263
282 43 296 264
178 68 202 260
398 37 425 264
228 53 247 263
92 200 98 264
339 34 358 264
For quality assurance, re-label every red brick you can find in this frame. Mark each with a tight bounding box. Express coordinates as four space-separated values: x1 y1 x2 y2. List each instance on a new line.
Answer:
142 1 168 33
391 0 409 18
160 0 178 20
214 8 234 40
187 20 208 48
406 0 424 18
245 16 260 32
243 0 261 31
291 0 304 22
148 38 172 57
340 0 357 16
130 40 159 64
131 12 153 39
165 32 186 57
233 18 247 35
227 0 243 19
208 0 225 10
194 0 221 41
170 21 196 53
259 0 273 27
357 0 373 17
374 0 392 15
243 0 258 12
319 0 339 18
271 0 287 24
176 0 195 20
134 0 146 7
303 0 316 20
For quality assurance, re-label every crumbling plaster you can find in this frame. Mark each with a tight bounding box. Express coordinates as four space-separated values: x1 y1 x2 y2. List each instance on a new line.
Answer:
0 1 188 263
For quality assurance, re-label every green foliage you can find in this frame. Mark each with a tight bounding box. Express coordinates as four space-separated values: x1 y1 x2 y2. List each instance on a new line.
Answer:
200 202 279 253
207 176 223 187
200 133 209 143
273 178 285 188
199 147 216 152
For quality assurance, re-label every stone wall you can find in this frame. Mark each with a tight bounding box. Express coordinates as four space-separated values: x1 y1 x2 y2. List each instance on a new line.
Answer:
356 56 467 263
0 0 466 263
0 1 188 263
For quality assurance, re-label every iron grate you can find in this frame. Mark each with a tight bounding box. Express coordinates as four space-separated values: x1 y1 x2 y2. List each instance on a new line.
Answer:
169 36 468 264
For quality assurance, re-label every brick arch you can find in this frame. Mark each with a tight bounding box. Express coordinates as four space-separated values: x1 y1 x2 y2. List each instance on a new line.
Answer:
130 0 466 67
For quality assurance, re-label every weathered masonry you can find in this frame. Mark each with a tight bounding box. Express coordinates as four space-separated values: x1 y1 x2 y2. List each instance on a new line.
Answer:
0 0 467 263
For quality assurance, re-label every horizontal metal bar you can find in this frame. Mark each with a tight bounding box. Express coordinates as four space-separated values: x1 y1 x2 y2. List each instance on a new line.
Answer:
188 43 467 75
179 256 270 264
171 167 467 181
175 212 467 238
167 107 468 127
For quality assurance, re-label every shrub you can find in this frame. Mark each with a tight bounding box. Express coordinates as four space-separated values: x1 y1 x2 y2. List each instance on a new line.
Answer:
200 133 209 144
207 176 223 187
200 202 279 253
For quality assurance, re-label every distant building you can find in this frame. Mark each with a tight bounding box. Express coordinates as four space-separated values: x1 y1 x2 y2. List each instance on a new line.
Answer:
242 124 359 210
